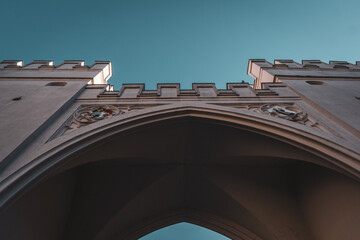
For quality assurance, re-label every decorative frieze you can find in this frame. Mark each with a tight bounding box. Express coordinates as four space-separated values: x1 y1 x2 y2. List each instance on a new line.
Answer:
71 103 315 128
68 103 325 132
47 101 337 143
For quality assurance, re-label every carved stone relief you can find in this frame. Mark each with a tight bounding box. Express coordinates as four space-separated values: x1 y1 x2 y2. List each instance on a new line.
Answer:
67 104 149 129
49 102 336 143
258 104 311 125
72 105 123 127
47 104 151 142
255 103 339 134
212 102 335 134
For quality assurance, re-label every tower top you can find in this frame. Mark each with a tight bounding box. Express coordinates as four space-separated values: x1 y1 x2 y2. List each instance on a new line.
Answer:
0 60 112 84
248 59 360 89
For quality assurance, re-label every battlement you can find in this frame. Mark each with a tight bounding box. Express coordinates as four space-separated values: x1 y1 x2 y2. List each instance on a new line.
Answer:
0 60 112 84
248 59 360 89
80 82 298 100
3 59 360 91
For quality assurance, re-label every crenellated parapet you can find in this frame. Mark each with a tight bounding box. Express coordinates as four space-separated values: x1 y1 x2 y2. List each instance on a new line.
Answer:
248 59 360 89
91 82 297 99
0 60 112 84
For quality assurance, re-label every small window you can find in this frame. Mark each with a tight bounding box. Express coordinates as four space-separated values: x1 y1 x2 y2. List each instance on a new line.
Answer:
12 96 22 101
306 80 324 85
46 82 67 86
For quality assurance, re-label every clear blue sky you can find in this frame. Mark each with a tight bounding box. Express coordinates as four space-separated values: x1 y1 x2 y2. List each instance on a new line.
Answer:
1 0 360 90
139 223 229 240
1 1 359 237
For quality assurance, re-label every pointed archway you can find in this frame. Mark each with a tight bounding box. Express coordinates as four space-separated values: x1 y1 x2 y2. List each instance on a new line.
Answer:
0 107 360 240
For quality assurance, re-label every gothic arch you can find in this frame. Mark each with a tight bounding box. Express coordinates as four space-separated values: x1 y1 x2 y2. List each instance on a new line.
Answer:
112 209 263 240
0 104 360 240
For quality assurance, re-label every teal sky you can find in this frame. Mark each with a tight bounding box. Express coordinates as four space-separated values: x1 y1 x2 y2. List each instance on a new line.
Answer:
139 223 230 240
1 0 360 91
1 1 359 238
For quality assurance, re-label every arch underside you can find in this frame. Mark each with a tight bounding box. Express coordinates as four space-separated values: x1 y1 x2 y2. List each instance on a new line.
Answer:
0 113 360 240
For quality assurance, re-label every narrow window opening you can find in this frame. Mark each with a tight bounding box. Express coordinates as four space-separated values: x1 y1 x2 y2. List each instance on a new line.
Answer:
46 82 67 86
12 96 22 101
306 80 324 85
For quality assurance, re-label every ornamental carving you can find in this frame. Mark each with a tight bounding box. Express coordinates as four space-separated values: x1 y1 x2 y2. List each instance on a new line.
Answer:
72 105 122 127
48 104 159 141
259 104 308 124
250 103 336 134
211 102 338 135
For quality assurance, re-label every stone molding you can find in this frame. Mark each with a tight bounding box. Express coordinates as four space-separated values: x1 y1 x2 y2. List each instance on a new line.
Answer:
56 102 329 136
